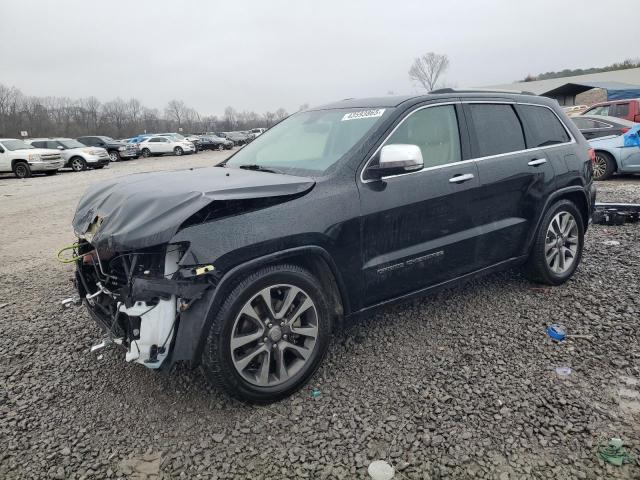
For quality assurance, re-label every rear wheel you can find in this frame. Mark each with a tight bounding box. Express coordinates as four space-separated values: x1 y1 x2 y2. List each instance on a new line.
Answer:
70 157 86 172
174 147 183 156
13 161 31 179
592 151 615 180
202 264 332 403
524 199 584 285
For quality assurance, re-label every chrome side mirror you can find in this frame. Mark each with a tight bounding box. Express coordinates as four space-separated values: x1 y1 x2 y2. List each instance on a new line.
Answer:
367 144 424 179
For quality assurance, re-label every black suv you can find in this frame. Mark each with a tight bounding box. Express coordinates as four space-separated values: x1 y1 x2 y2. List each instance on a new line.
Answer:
77 136 139 162
71 91 596 402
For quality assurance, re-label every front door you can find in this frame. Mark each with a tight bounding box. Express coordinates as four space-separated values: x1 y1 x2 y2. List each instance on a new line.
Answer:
359 103 484 306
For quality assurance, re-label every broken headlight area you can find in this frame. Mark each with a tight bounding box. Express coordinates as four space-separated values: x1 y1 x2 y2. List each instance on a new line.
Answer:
74 240 216 369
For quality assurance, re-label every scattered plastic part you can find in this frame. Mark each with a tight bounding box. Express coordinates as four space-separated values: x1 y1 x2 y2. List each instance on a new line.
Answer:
603 240 621 246
547 324 567 342
598 438 635 466
61 296 81 308
368 460 395 480
90 338 113 353
310 388 321 399
555 366 572 378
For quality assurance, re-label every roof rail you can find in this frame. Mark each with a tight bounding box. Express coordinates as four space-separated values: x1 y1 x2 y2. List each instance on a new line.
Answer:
430 88 536 96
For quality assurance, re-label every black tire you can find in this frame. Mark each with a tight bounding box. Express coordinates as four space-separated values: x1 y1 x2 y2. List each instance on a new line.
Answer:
13 161 31 179
592 151 615 181
202 264 332 403
141 148 151 158
70 157 86 172
174 146 183 156
108 150 121 162
44 170 58 176
523 199 584 285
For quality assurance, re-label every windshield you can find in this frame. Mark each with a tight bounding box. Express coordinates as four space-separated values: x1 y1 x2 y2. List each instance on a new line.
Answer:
226 108 390 174
59 139 86 149
2 139 34 151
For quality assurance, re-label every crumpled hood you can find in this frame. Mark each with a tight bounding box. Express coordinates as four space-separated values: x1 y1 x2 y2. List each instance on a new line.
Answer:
72 166 315 251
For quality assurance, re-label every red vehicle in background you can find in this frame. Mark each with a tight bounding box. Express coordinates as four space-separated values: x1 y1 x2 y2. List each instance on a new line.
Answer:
582 98 640 122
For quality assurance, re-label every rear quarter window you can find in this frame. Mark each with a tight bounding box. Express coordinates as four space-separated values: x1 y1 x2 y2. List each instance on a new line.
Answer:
516 105 570 148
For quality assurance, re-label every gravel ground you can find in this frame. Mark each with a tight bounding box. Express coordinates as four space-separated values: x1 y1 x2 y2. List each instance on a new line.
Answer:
1 162 639 479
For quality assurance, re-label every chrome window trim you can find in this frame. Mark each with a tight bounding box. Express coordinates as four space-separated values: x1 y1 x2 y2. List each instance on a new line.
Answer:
360 100 576 184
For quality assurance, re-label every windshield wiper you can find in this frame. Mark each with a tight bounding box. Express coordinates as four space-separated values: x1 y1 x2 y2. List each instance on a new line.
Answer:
237 164 281 174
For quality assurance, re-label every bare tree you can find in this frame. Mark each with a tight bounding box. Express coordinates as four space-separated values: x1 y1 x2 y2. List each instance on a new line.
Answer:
165 99 187 126
275 108 288 121
408 52 449 91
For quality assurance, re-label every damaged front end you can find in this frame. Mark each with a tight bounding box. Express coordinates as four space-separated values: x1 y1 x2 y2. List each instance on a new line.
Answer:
74 239 214 369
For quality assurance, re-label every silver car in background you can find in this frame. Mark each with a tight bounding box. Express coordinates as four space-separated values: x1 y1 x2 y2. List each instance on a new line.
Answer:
28 138 110 171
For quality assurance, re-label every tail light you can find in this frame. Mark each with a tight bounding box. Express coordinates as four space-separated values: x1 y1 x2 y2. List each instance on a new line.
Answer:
621 128 630 134
588 148 596 165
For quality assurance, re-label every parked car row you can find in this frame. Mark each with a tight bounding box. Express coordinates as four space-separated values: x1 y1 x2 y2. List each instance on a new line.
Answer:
0 129 244 178
566 97 640 181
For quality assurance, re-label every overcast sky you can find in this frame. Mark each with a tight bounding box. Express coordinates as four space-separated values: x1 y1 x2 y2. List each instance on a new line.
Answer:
1 0 637 116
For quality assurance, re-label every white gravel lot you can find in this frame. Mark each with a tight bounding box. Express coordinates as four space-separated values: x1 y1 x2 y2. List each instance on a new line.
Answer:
0 157 639 479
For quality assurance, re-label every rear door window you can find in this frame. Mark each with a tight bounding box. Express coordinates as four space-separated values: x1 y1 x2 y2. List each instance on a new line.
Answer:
516 105 570 148
467 104 525 157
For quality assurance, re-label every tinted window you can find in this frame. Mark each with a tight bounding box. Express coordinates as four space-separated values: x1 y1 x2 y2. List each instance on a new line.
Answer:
79 137 96 146
517 105 570 148
31 141 46 148
613 103 629 117
468 104 525 157
384 105 461 167
46 140 60 149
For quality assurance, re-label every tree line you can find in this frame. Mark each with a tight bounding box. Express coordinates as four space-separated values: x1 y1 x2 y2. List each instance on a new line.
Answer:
521 58 640 82
0 83 298 139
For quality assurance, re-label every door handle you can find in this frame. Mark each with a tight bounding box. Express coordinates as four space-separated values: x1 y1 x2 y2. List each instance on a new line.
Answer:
528 158 547 167
449 173 474 184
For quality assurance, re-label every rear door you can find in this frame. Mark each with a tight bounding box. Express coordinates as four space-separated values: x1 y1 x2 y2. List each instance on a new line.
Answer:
359 103 484 306
463 102 559 266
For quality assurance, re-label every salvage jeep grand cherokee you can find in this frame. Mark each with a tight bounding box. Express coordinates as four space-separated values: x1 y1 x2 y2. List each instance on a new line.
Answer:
71 91 596 403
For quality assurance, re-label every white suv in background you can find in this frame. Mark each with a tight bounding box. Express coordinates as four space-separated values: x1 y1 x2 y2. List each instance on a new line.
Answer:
0 138 64 178
27 138 110 172
138 136 195 157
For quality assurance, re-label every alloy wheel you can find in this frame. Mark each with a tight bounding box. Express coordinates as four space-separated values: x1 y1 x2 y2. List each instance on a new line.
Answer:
545 211 579 274
15 164 28 178
592 154 607 180
109 151 119 162
71 158 84 171
230 284 319 387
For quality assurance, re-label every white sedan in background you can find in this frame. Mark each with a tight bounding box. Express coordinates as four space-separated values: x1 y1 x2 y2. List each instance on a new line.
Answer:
138 136 195 157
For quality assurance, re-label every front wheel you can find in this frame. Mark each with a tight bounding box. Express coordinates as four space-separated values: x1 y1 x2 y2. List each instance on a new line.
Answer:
202 264 332 403
141 148 151 158
13 161 31 179
70 157 86 172
174 147 183 156
592 151 615 181
524 199 584 285
108 151 120 162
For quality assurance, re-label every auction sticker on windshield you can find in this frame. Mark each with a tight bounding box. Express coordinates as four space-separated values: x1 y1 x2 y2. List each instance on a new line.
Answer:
341 109 385 121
